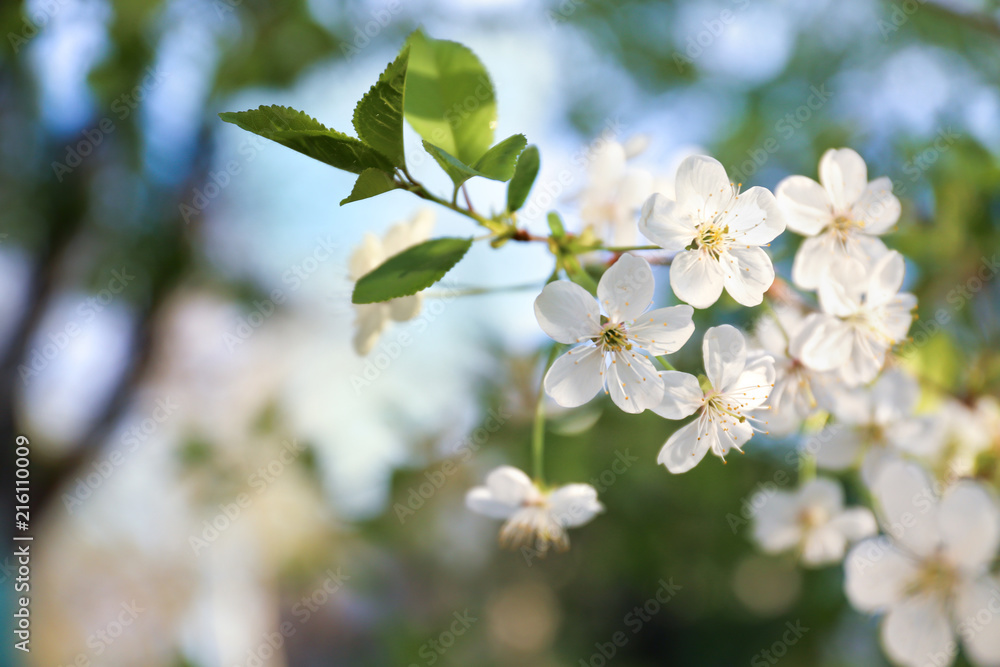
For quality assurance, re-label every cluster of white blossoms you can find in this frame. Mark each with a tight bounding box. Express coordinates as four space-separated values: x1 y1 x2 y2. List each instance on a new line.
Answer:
344 145 1000 666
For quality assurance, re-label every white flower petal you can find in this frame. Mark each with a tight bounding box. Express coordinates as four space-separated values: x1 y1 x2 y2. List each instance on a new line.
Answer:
752 492 803 554
819 257 868 317
669 249 725 309
797 477 844 514
543 345 605 408
468 466 538 518
839 330 887 388
881 594 954 667
790 233 837 290
843 233 890 271
587 140 627 184
939 482 1000 572
657 418 712 474
866 250 906 309
884 293 917 342
383 209 434 256
703 324 748 392
674 154 733 215
726 185 785 246
548 484 604 528
619 167 655 209
829 507 878 542
349 232 385 279
871 368 919 423
873 460 941 558
465 487 519 519
954 576 1000 665
652 371 704 419
852 177 900 236
776 174 832 236
388 293 422 322
720 246 775 307
352 303 388 355
726 355 774 410
598 253 655 323
790 313 854 372
534 281 602 344
639 193 697 251
844 539 918 612
717 417 754 455
628 305 695 355
606 350 663 414
811 424 865 471
801 525 848 566
819 148 868 211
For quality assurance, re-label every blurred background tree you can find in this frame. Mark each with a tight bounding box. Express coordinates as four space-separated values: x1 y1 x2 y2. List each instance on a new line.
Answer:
1 0 998 665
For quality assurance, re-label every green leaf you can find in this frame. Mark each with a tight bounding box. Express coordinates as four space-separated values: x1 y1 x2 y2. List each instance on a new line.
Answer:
352 47 409 167
547 211 566 238
340 168 398 205
219 105 393 174
507 144 540 212
422 135 526 188
421 141 482 188
472 134 526 181
352 237 473 304
404 30 497 165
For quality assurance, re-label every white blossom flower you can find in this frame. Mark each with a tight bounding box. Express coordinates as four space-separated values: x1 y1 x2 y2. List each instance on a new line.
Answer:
578 139 658 247
639 155 785 308
752 477 877 566
845 460 1000 667
905 399 994 487
465 466 603 552
748 304 840 436
790 250 916 387
807 368 936 486
348 209 435 355
534 254 695 414
654 325 775 473
776 148 901 290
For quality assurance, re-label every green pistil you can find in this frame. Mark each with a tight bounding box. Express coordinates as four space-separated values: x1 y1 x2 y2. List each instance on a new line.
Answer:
599 325 630 352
